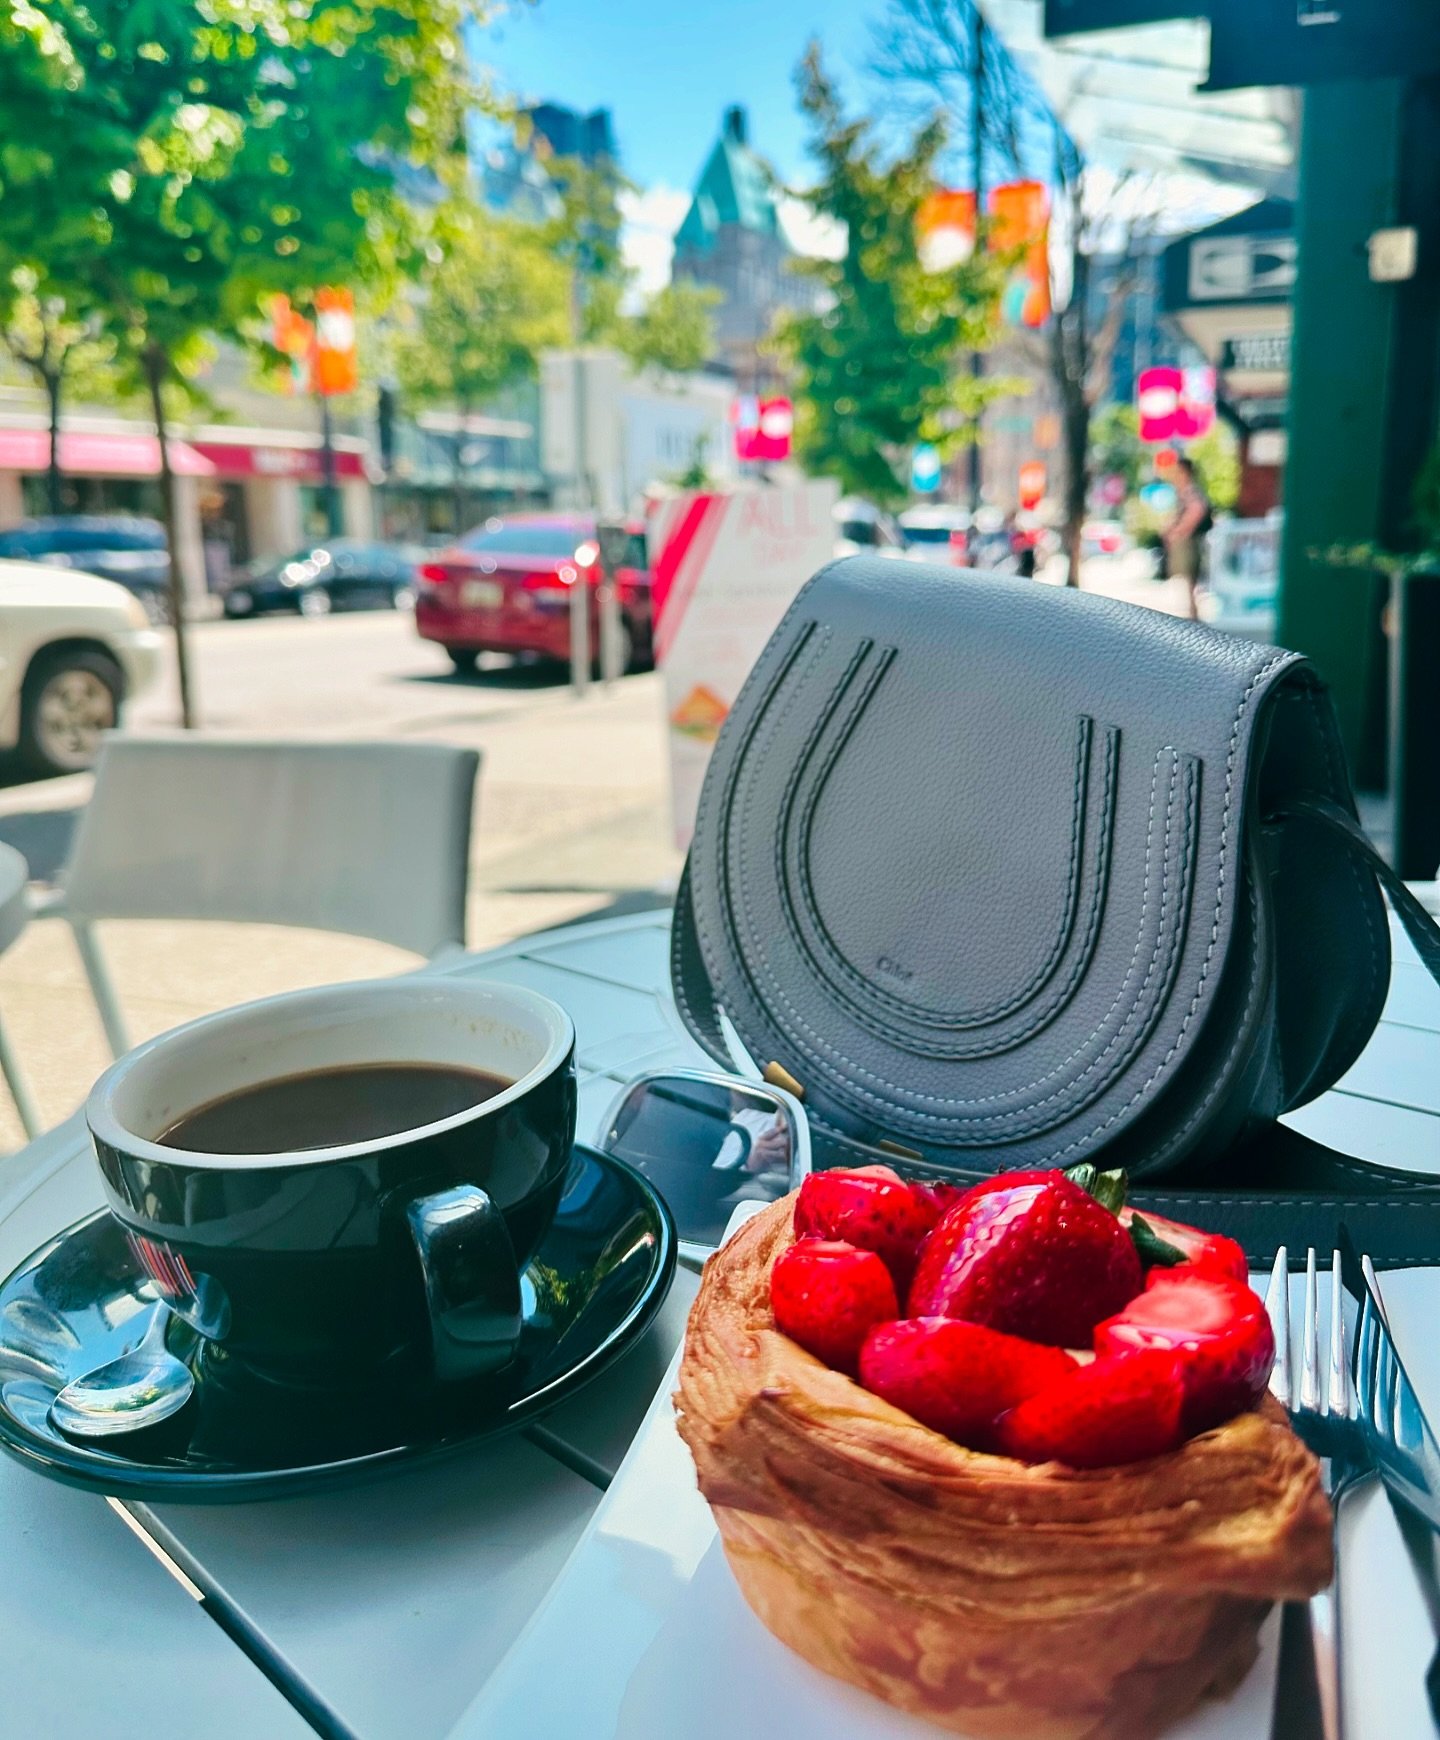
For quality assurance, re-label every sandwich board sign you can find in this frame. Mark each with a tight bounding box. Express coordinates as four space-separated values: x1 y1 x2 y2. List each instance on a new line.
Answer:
650 479 839 849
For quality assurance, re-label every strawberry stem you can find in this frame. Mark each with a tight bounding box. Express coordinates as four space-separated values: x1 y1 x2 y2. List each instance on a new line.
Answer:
1064 1162 1128 1216
1129 1213 1187 1268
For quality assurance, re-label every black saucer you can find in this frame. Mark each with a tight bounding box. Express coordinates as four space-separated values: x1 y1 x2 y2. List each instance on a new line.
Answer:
0 1144 675 1502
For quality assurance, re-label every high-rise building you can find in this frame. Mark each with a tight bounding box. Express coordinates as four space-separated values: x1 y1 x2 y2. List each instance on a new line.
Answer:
672 107 815 382
477 102 618 223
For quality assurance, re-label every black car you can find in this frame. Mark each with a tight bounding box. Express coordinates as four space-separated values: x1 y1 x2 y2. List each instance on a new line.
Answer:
222 540 424 619
0 515 171 621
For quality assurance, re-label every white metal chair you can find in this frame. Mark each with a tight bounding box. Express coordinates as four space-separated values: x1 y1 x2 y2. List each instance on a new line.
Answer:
30 734 481 1059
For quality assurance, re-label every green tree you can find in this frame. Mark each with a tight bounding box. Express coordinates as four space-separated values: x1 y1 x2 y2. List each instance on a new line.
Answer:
1188 423 1240 514
394 201 570 528
777 45 1010 509
0 0 483 725
609 281 720 376
1089 403 1145 502
0 272 119 518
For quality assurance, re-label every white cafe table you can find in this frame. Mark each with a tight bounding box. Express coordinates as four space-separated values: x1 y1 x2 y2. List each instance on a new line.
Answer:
0 904 1437 1740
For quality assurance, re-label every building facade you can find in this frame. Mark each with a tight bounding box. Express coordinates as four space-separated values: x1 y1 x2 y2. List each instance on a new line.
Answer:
672 107 815 384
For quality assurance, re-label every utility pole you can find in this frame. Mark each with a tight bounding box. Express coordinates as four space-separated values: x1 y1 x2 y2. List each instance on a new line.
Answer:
318 392 342 538
968 3 985 517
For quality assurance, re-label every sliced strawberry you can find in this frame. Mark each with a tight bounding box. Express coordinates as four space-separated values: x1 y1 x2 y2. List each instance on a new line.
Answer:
1120 1207 1249 1283
794 1167 945 1289
769 1239 899 1373
859 1317 1077 1450
907 1170 1143 1347
1095 1270 1275 1433
996 1348 1187 1468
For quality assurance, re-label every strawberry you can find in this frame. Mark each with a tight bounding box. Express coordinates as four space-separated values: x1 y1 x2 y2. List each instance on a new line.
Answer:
1121 1207 1249 1283
769 1239 899 1373
907 1170 1143 1347
1094 1269 1275 1433
859 1317 1077 1450
793 1167 946 1289
996 1348 1187 1468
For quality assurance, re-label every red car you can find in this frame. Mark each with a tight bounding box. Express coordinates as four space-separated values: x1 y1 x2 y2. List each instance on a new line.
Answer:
415 514 654 675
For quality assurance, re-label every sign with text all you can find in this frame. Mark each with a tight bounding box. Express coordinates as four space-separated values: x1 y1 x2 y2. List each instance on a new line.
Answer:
651 481 839 849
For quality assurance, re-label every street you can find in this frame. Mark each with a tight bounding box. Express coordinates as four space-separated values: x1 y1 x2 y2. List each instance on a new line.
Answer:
0 610 680 1145
130 608 570 738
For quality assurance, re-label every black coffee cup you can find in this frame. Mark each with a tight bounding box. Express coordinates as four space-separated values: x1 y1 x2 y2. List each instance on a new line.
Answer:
86 977 576 1390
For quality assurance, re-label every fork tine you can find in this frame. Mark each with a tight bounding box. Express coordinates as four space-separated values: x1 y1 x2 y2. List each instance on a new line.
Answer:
1327 1250 1353 1421
1300 1247 1322 1415
1362 1254 1391 1329
1264 1246 1291 1407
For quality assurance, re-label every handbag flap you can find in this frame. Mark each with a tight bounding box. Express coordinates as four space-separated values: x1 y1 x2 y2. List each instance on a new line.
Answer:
684 555 1310 1169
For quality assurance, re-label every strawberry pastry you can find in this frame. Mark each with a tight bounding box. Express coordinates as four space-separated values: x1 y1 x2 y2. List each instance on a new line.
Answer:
675 1163 1332 1740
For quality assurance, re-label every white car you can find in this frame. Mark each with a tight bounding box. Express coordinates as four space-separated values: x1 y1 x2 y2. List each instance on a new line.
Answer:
0 559 162 775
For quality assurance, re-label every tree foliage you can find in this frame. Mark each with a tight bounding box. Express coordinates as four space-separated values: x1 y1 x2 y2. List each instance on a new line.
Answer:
0 0 486 721
1188 422 1240 514
609 281 720 376
1089 402 1144 499
777 45 1009 509
395 201 570 413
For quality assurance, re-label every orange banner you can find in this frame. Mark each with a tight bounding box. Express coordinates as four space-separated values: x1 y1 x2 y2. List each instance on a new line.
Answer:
989 180 1051 329
916 189 977 273
268 295 314 394
312 287 359 396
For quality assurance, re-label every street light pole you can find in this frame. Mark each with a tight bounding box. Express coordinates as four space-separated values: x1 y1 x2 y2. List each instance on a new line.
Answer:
968 3 985 518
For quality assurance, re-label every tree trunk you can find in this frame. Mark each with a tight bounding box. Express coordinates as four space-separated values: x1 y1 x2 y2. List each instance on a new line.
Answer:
43 366 64 518
144 345 196 729
1062 388 1088 588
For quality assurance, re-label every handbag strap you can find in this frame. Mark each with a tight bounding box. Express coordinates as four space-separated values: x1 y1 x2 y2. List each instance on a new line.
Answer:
671 805 1440 1267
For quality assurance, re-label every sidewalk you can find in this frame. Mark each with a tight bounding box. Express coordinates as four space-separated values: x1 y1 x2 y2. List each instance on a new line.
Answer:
0 672 682 1151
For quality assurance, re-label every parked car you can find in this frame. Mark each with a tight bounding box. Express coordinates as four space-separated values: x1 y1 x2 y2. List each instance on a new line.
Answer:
414 514 655 674
898 504 972 566
833 498 914 561
222 540 424 619
0 515 171 622
0 560 161 775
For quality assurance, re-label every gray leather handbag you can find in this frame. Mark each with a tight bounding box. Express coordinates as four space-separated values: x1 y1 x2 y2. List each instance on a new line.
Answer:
672 556 1440 1264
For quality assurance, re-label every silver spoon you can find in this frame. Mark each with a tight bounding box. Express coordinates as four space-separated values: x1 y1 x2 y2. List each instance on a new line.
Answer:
49 1306 194 1438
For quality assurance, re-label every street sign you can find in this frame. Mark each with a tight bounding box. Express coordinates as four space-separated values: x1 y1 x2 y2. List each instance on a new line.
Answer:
1187 235 1296 303
1219 333 1290 373
731 396 793 463
911 445 942 494
1137 366 1216 441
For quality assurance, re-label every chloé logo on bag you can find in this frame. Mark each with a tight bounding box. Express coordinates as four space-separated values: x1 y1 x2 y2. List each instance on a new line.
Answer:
877 956 914 983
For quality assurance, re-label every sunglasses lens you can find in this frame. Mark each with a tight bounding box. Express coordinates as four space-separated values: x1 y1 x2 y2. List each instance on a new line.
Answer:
603 1075 804 1252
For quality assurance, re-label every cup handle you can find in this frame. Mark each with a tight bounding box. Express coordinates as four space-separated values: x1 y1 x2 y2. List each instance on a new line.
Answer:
405 1185 522 1383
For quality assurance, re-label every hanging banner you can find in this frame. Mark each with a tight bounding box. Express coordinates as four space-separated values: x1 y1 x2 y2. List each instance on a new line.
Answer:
917 190 977 273
731 395 794 462
989 180 1051 329
268 295 314 394
651 479 839 849
312 287 359 397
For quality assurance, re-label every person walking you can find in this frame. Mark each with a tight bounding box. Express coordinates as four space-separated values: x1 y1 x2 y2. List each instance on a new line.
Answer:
1163 456 1213 619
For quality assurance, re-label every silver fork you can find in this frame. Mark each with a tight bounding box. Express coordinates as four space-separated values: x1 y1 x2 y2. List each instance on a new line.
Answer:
1265 1246 1374 1740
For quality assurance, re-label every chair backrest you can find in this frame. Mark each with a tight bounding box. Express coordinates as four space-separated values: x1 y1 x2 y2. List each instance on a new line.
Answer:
61 735 479 958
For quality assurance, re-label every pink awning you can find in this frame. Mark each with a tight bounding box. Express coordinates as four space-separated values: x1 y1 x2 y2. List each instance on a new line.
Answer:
0 429 215 478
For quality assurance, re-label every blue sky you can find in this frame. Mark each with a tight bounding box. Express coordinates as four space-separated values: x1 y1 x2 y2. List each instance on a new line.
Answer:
475 0 877 193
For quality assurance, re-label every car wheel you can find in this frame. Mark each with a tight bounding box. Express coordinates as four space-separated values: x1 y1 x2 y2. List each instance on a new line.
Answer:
299 588 333 619
224 589 255 618
392 585 417 612
19 648 123 777
446 647 479 674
